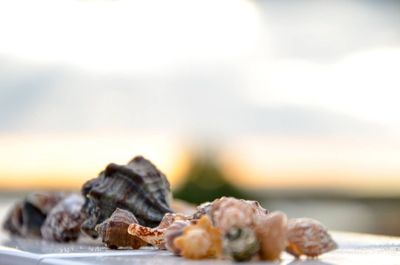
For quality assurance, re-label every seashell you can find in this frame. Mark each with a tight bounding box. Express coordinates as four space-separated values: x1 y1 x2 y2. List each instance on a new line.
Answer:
41 194 85 242
192 201 212 220
255 211 288 261
174 215 222 259
3 192 65 238
286 218 337 258
127 223 164 248
95 208 146 249
80 156 173 238
127 212 190 249
210 197 268 233
222 227 260 262
154 212 189 229
164 220 191 255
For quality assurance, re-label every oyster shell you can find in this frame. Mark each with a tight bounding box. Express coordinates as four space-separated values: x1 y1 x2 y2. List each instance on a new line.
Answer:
165 220 191 255
127 212 190 249
81 156 173 238
255 211 288 261
3 192 65 238
223 227 260 262
96 208 146 249
174 215 222 260
41 194 85 242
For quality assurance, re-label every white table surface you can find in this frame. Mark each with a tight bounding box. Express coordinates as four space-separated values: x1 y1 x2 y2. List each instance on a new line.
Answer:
0 231 399 265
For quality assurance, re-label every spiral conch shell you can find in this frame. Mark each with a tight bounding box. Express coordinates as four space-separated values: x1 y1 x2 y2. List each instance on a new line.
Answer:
96 208 146 249
255 211 288 261
81 156 173 238
174 215 222 259
209 197 268 232
127 213 189 249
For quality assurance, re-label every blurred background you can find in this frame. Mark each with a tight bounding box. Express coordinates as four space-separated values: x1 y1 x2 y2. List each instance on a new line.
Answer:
0 0 400 236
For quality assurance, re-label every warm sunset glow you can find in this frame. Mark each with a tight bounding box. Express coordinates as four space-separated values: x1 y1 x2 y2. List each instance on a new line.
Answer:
1 133 399 195
0 133 190 190
218 135 400 195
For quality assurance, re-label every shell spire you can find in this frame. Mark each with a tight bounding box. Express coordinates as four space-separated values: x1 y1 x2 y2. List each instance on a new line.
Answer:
81 156 173 238
96 208 146 249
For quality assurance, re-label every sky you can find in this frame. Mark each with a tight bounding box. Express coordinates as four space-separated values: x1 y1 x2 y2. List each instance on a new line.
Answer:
0 0 400 193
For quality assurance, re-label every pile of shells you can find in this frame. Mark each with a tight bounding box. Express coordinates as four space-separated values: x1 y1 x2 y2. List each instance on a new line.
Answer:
131 196 337 261
2 155 337 262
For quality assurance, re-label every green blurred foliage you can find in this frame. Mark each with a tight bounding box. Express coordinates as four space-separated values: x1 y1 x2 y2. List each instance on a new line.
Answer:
173 154 249 204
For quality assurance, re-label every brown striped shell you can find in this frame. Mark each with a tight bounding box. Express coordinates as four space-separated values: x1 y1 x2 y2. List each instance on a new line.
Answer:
95 208 146 249
80 156 173 238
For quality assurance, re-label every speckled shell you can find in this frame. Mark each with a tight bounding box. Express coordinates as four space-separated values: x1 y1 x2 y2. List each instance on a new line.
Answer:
81 156 173 238
223 227 260 262
174 215 222 259
127 213 190 249
41 194 84 242
164 220 190 255
209 197 268 232
255 211 288 261
3 192 65 238
127 222 165 249
95 208 146 249
286 218 337 258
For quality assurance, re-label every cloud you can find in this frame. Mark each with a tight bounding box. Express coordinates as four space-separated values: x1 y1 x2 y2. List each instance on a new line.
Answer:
0 58 385 139
243 48 400 129
0 0 398 138
257 0 400 62
0 0 261 74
